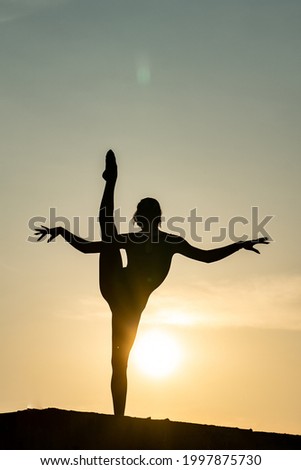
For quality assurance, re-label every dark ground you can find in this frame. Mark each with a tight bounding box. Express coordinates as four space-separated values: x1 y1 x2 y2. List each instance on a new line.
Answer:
0 408 300 450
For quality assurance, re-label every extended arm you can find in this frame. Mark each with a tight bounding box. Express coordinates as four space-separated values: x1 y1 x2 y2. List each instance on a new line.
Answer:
35 226 103 254
176 238 269 263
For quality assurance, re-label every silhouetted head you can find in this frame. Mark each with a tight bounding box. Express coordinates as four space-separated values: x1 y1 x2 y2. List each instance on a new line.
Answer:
133 198 162 230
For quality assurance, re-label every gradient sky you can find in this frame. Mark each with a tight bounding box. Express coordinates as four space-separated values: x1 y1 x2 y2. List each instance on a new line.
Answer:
0 0 300 435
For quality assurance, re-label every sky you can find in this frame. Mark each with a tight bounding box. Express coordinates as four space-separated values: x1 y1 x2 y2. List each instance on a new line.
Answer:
0 0 300 435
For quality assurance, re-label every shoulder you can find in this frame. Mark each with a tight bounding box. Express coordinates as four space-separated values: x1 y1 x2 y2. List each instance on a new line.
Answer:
159 231 186 245
118 231 187 247
118 232 147 244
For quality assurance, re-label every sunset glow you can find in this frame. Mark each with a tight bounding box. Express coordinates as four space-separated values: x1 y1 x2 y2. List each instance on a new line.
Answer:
131 329 182 378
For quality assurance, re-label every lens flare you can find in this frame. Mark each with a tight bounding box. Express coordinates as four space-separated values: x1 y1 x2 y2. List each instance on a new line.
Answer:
136 58 151 85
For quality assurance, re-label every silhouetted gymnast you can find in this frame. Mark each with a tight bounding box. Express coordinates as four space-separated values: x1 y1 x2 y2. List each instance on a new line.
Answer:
35 150 269 416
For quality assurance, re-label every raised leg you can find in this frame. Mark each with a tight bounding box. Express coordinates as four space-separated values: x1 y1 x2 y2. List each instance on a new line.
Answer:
98 150 123 301
99 149 118 242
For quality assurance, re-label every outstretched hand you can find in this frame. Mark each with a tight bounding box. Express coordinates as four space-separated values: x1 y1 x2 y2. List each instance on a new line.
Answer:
242 237 270 254
35 225 60 242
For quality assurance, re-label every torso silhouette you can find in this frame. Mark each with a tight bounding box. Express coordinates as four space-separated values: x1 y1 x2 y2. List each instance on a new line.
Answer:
99 229 182 313
125 231 179 290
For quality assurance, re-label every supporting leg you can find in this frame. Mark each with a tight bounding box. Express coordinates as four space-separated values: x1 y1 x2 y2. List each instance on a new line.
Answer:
111 353 128 416
111 311 141 416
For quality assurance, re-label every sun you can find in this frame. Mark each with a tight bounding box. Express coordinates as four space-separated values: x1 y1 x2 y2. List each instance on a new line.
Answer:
131 329 181 379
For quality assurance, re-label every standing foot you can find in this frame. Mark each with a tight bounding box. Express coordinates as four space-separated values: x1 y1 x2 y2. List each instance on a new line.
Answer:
102 149 117 183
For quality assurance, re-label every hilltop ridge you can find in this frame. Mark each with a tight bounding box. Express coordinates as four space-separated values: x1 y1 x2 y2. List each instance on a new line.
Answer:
1 408 300 450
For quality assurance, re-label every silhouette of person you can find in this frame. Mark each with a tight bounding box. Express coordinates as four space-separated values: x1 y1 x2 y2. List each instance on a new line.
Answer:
35 149 269 416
